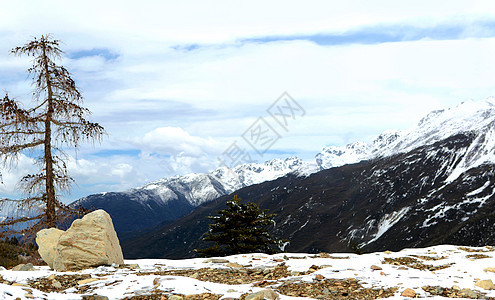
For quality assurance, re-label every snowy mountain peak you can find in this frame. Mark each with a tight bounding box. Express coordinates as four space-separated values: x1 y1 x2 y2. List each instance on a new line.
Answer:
205 156 317 194
316 97 495 174
375 98 495 159
100 155 316 210
371 129 403 149
316 141 369 170
417 98 495 134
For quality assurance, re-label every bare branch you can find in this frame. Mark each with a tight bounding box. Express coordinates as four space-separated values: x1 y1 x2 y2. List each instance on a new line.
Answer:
0 139 44 154
0 35 105 235
0 215 43 227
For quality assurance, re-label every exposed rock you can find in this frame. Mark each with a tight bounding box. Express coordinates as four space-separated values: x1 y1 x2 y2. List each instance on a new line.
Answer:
27 274 91 292
78 278 100 285
11 283 30 287
127 264 140 269
37 210 124 271
226 262 243 268
82 296 109 300
382 257 453 271
36 228 64 268
245 292 263 300
202 258 229 264
484 267 495 273
12 263 35 271
315 274 325 280
475 279 495 290
466 254 491 259
401 288 416 297
276 278 397 299
423 285 484 298
317 252 331 258
370 265 382 271
136 263 294 285
245 289 279 300
51 280 62 289
460 288 479 298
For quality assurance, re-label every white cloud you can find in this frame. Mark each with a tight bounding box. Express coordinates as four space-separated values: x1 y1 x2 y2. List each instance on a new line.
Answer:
2 1 495 201
65 155 160 200
0 154 37 198
137 127 223 157
89 37 495 139
5 36 495 203
2 1 494 44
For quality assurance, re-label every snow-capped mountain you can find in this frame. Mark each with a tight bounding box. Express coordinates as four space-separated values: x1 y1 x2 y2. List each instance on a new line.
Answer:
123 98 495 258
76 97 495 243
73 157 316 236
316 98 495 176
315 141 369 169
141 156 316 207
125 130 495 259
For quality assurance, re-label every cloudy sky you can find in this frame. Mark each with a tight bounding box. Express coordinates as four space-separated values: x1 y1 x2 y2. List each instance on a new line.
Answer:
1 0 495 202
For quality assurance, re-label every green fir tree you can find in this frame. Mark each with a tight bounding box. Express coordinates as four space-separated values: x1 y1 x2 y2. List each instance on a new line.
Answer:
196 195 286 257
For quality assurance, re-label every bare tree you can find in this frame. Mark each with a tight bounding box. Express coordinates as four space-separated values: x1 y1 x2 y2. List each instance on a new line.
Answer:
0 35 105 237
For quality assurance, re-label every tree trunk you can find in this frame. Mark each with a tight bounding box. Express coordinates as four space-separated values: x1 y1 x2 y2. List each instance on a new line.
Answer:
41 37 56 228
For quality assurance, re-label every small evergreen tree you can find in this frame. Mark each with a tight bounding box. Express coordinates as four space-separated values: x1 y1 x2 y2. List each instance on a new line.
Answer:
196 195 285 257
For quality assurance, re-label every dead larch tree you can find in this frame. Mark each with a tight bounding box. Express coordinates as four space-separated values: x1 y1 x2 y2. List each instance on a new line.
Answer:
0 35 105 237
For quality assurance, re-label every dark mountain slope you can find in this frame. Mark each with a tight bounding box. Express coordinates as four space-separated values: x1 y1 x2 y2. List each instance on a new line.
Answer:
123 133 495 258
78 191 194 239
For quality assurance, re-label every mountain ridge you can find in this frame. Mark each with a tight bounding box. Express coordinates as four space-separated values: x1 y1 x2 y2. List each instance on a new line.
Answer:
123 131 495 258
74 97 495 242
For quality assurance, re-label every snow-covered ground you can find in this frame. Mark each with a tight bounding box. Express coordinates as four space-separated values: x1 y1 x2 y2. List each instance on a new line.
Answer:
2 245 495 299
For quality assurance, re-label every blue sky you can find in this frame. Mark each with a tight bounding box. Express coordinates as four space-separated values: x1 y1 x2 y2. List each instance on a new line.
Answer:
1 0 495 202
245 19 495 44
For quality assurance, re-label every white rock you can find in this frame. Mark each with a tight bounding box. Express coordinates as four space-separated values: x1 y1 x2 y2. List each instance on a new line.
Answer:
37 210 124 271
36 228 64 268
475 279 495 290
245 289 280 300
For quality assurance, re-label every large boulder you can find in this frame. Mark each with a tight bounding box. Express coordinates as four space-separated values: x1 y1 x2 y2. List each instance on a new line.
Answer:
36 228 64 268
36 210 124 271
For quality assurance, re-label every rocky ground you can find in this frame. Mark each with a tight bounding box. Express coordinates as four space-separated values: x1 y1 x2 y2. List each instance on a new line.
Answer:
1 245 495 299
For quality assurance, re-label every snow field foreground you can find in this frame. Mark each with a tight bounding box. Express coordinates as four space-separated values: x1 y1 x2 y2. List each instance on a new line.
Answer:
1 245 495 299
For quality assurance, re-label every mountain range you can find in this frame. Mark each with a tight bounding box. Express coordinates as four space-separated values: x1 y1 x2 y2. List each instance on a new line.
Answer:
72 156 315 238
74 98 495 258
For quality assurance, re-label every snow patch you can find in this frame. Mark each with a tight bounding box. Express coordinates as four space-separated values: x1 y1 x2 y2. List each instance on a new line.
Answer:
467 181 491 197
362 207 410 247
